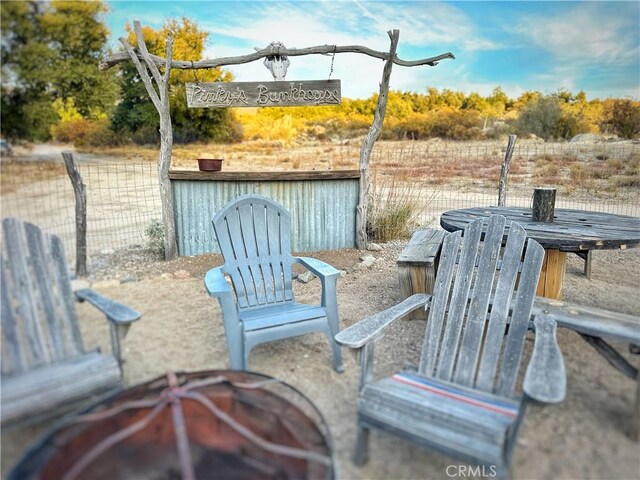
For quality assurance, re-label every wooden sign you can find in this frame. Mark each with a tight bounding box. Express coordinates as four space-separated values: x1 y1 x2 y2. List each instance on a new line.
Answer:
186 80 341 108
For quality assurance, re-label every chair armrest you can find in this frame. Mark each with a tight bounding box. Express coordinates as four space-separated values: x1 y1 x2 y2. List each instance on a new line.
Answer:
204 267 233 298
335 294 432 349
523 314 566 404
75 289 141 325
294 256 340 279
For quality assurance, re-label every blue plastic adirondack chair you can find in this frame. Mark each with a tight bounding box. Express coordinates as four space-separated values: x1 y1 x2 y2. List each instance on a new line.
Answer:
205 194 344 372
336 215 566 478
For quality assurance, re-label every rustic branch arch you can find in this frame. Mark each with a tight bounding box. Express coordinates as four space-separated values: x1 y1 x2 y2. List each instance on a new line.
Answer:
101 21 454 259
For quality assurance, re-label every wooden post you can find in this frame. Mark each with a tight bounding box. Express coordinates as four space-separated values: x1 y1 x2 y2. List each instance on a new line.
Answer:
356 30 399 249
102 24 454 256
61 152 87 277
120 21 178 260
497 134 517 206
535 249 567 299
532 187 556 223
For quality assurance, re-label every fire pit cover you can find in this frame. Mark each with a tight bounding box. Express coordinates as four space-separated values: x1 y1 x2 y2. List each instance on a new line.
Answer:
9 370 334 480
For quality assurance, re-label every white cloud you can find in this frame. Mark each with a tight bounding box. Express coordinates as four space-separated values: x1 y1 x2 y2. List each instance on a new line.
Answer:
513 4 639 67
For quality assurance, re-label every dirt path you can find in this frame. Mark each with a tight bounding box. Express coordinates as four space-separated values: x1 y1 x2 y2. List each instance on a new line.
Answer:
2 245 640 479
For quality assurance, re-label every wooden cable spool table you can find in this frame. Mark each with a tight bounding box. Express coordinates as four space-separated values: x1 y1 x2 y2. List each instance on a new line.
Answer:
440 206 640 300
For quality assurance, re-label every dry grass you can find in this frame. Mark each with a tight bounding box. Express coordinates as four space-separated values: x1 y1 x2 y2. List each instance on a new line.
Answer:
47 139 640 199
0 161 67 195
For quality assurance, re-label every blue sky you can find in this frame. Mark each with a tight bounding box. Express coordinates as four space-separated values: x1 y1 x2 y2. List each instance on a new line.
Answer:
104 1 640 100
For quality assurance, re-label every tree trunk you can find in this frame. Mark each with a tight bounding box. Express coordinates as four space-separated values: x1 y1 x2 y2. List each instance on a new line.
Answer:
497 134 517 206
356 30 399 249
62 151 87 277
158 102 177 260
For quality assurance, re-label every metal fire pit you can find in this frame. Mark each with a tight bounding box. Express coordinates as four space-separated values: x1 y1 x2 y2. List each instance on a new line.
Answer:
9 370 335 480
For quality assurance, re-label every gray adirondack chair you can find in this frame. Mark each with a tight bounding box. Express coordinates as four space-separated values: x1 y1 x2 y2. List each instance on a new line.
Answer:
205 194 343 372
1 217 140 427
335 215 566 478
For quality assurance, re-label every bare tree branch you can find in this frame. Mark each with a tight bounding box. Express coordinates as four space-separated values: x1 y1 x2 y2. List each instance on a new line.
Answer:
118 37 162 109
101 42 454 71
133 20 163 87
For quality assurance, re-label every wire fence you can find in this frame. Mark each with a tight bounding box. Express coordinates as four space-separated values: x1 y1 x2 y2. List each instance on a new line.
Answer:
1 141 637 263
370 141 640 228
1 157 162 263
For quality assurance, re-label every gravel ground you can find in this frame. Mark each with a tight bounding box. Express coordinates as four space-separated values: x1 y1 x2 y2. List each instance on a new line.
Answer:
2 242 639 480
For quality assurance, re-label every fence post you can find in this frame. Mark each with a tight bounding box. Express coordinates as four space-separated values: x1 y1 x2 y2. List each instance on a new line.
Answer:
61 152 87 277
497 134 517 206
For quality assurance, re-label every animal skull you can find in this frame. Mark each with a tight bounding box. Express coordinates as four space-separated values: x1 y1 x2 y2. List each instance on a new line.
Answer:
263 42 290 81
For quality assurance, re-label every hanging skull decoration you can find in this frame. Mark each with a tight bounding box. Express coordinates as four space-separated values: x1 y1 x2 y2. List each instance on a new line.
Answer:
263 42 290 81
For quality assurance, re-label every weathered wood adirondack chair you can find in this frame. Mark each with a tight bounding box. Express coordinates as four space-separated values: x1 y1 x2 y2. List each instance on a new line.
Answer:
336 215 566 477
205 194 343 372
1 218 140 427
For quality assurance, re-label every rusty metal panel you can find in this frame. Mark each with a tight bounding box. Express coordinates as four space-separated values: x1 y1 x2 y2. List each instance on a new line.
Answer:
172 178 359 255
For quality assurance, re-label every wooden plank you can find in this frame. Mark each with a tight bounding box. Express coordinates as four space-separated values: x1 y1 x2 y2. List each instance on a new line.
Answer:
186 80 341 108
1 352 121 426
397 229 445 319
454 216 506 386
531 297 640 344
435 219 483 381
496 239 545 397
397 230 446 265
3 218 50 368
474 224 527 392
579 334 637 380
441 206 640 252
24 223 66 362
335 294 431 349
1 258 25 375
49 235 84 355
535 249 567 299
169 170 360 181
419 231 462 376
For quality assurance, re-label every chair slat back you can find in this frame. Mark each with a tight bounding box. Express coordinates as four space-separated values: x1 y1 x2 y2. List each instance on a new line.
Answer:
213 195 295 310
1 218 84 376
418 215 544 399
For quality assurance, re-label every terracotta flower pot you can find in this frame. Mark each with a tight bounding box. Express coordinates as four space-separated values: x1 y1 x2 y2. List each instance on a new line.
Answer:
198 158 223 172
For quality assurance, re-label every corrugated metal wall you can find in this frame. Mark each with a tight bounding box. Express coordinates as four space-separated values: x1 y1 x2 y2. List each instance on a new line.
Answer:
172 178 359 255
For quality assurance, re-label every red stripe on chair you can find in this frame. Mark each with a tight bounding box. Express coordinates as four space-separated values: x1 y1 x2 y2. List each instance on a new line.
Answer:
392 374 519 417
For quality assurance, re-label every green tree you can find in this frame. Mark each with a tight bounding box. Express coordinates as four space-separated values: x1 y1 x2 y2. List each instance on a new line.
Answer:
1 0 119 140
112 18 240 144
601 99 640 139
515 95 563 140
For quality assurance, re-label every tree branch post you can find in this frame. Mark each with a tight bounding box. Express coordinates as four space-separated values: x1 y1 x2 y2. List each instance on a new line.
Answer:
497 134 517 207
61 152 87 277
356 29 400 249
120 21 178 260
103 22 455 256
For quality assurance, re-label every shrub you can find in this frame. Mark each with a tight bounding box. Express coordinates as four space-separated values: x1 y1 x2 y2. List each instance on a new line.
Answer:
145 218 165 258
601 99 640 139
569 163 588 183
515 95 562 140
51 117 121 147
367 169 432 242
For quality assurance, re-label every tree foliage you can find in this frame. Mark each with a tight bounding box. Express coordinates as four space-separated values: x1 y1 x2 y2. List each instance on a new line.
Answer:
601 99 640 139
1 0 119 140
1 4 638 145
111 18 241 144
